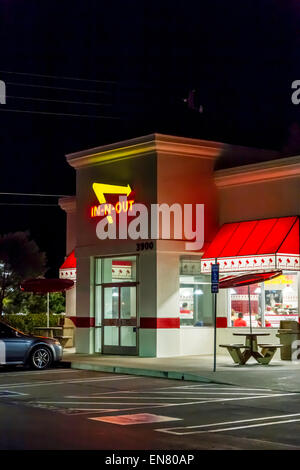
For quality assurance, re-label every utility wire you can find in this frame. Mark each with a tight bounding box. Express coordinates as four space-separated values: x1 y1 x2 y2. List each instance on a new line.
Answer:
7 95 112 107
0 203 60 207
0 108 120 119
0 70 116 84
7 82 111 95
0 192 73 197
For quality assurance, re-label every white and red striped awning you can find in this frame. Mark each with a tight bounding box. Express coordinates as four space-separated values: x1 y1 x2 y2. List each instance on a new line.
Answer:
59 252 133 281
59 250 77 281
201 216 300 273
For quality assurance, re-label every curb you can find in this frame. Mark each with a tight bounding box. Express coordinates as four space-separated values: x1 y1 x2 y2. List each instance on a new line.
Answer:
70 361 226 384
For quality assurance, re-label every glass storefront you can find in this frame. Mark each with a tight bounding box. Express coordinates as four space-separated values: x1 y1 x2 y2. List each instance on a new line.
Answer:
228 272 299 328
94 255 138 354
179 259 213 326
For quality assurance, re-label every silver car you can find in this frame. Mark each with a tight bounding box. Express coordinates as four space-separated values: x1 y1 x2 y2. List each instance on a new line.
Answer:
0 321 63 370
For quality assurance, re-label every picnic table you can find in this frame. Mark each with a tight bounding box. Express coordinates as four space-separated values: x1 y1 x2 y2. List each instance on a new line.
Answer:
34 326 63 339
220 332 284 365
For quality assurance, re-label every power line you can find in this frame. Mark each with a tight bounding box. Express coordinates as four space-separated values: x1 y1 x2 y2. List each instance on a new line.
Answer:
0 192 73 197
7 95 112 107
0 203 59 207
0 70 116 84
7 82 111 95
0 108 120 119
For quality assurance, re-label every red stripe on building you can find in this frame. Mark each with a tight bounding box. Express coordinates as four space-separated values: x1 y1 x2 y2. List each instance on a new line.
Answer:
69 316 95 327
140 318 180 329
216 317 227 328
68 317 180 328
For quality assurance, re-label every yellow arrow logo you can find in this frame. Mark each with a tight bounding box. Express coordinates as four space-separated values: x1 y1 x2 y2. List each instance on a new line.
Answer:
92 183 132 224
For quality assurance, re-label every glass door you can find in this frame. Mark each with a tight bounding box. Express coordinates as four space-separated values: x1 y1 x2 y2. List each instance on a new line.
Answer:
102 282 137 355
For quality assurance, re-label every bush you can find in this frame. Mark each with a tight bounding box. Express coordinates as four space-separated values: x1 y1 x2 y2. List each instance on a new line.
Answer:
3 291 66 315
1 313 63 334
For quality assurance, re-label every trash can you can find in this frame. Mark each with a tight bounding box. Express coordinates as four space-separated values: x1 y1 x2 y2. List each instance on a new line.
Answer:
276 320 300 360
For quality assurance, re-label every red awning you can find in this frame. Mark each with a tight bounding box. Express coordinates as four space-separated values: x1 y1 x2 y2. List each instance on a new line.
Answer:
201 216 300 273
219 270 282 289
60 250 76 270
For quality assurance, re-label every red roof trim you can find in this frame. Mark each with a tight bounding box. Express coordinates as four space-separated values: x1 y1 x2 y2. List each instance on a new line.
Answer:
60 250 76 270
202 216 299 260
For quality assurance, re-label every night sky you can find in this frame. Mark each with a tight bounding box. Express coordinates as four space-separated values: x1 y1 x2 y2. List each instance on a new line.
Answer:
0 0 300 276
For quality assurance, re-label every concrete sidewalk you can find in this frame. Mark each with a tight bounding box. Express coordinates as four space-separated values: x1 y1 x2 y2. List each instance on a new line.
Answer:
62 351 300 393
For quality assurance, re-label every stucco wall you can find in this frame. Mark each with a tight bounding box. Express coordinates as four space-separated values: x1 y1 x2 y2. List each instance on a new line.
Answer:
218 176 300 224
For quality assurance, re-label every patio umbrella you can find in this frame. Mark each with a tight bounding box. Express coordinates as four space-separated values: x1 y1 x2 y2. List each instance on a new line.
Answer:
219 270 282 333
21 278 74 327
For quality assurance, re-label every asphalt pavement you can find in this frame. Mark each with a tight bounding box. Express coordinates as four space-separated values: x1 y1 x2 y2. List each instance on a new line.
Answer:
1 366 300 450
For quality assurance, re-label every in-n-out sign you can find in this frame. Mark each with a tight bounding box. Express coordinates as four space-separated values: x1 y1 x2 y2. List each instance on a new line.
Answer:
92 182 133 223
91 199 135 218
91 181 205 251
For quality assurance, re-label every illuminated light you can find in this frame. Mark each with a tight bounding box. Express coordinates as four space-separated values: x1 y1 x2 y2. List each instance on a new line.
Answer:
90 200 135 218
104 203 112 215
230 288 236 294
194 289 203 295
255 287 261 294
92 182 132 224
112 292 119 297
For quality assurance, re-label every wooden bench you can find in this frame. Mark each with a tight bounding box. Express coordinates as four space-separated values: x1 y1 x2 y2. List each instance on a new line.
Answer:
256 344 284 364
55 335 73 348
219 344 251 364
56 317 75 348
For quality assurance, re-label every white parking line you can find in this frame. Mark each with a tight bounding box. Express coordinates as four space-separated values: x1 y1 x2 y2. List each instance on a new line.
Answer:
0 369 79 377
157 413 300 435
31 401 181 405
160 384 272 391
0 375 142 389
35 392 297 409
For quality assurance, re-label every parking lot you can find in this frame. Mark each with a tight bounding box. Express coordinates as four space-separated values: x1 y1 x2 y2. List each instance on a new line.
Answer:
1 367 300 449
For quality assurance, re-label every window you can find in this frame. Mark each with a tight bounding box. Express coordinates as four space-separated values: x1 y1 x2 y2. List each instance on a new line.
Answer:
94 255 138 326
179 275 213 327
0 323 14 338
228 272 299 328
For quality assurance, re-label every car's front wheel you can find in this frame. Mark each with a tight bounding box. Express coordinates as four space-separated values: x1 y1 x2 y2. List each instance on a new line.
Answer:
30 347 52 370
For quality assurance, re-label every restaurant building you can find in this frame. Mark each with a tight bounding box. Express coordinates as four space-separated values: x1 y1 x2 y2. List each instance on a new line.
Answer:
59 134 300 358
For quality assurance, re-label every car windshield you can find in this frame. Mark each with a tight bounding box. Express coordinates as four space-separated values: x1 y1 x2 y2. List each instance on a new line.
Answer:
0 321 24 336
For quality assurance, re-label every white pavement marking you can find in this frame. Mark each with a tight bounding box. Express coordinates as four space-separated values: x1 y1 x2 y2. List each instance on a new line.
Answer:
0 369 79 377
160 384 272 391
157 412 300 435
33 401 184 405
157 414 300 435
35 392 297 409
0 391 28 397
63 393 270 399
0 375 141 389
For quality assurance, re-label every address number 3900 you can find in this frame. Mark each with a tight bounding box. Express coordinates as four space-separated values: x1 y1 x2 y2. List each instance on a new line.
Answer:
136 242 154 251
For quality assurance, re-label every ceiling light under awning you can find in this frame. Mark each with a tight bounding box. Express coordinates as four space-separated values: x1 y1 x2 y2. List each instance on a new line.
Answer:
218 270 282 289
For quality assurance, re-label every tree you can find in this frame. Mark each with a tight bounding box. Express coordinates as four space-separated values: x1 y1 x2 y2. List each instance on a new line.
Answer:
0 231 46 314
282 122 300 155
